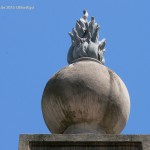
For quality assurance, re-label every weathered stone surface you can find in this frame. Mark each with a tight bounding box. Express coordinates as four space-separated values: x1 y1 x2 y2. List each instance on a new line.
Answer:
19 134 150 150
67 10 106 64
42 59 130 134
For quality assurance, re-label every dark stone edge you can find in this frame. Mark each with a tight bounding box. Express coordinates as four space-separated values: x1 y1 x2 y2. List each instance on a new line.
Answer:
19 134 150 150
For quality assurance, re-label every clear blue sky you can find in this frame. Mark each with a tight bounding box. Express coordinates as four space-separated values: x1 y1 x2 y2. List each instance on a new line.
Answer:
0 0 150 149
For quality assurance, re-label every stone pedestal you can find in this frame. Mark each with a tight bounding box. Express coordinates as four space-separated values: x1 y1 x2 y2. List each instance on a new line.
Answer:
19 134 150 150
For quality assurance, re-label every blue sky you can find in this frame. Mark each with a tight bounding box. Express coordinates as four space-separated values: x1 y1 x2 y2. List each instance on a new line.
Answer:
0 0 150 149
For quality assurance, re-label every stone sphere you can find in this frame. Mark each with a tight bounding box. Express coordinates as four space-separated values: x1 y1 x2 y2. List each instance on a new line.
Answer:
42 59 130 134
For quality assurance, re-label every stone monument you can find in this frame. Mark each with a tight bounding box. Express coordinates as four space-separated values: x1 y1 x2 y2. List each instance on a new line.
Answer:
19 10 150 150
41 10 130 134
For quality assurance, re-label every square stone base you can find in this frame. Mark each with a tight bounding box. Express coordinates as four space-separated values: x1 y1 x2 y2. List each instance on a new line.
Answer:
19 134 150 150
